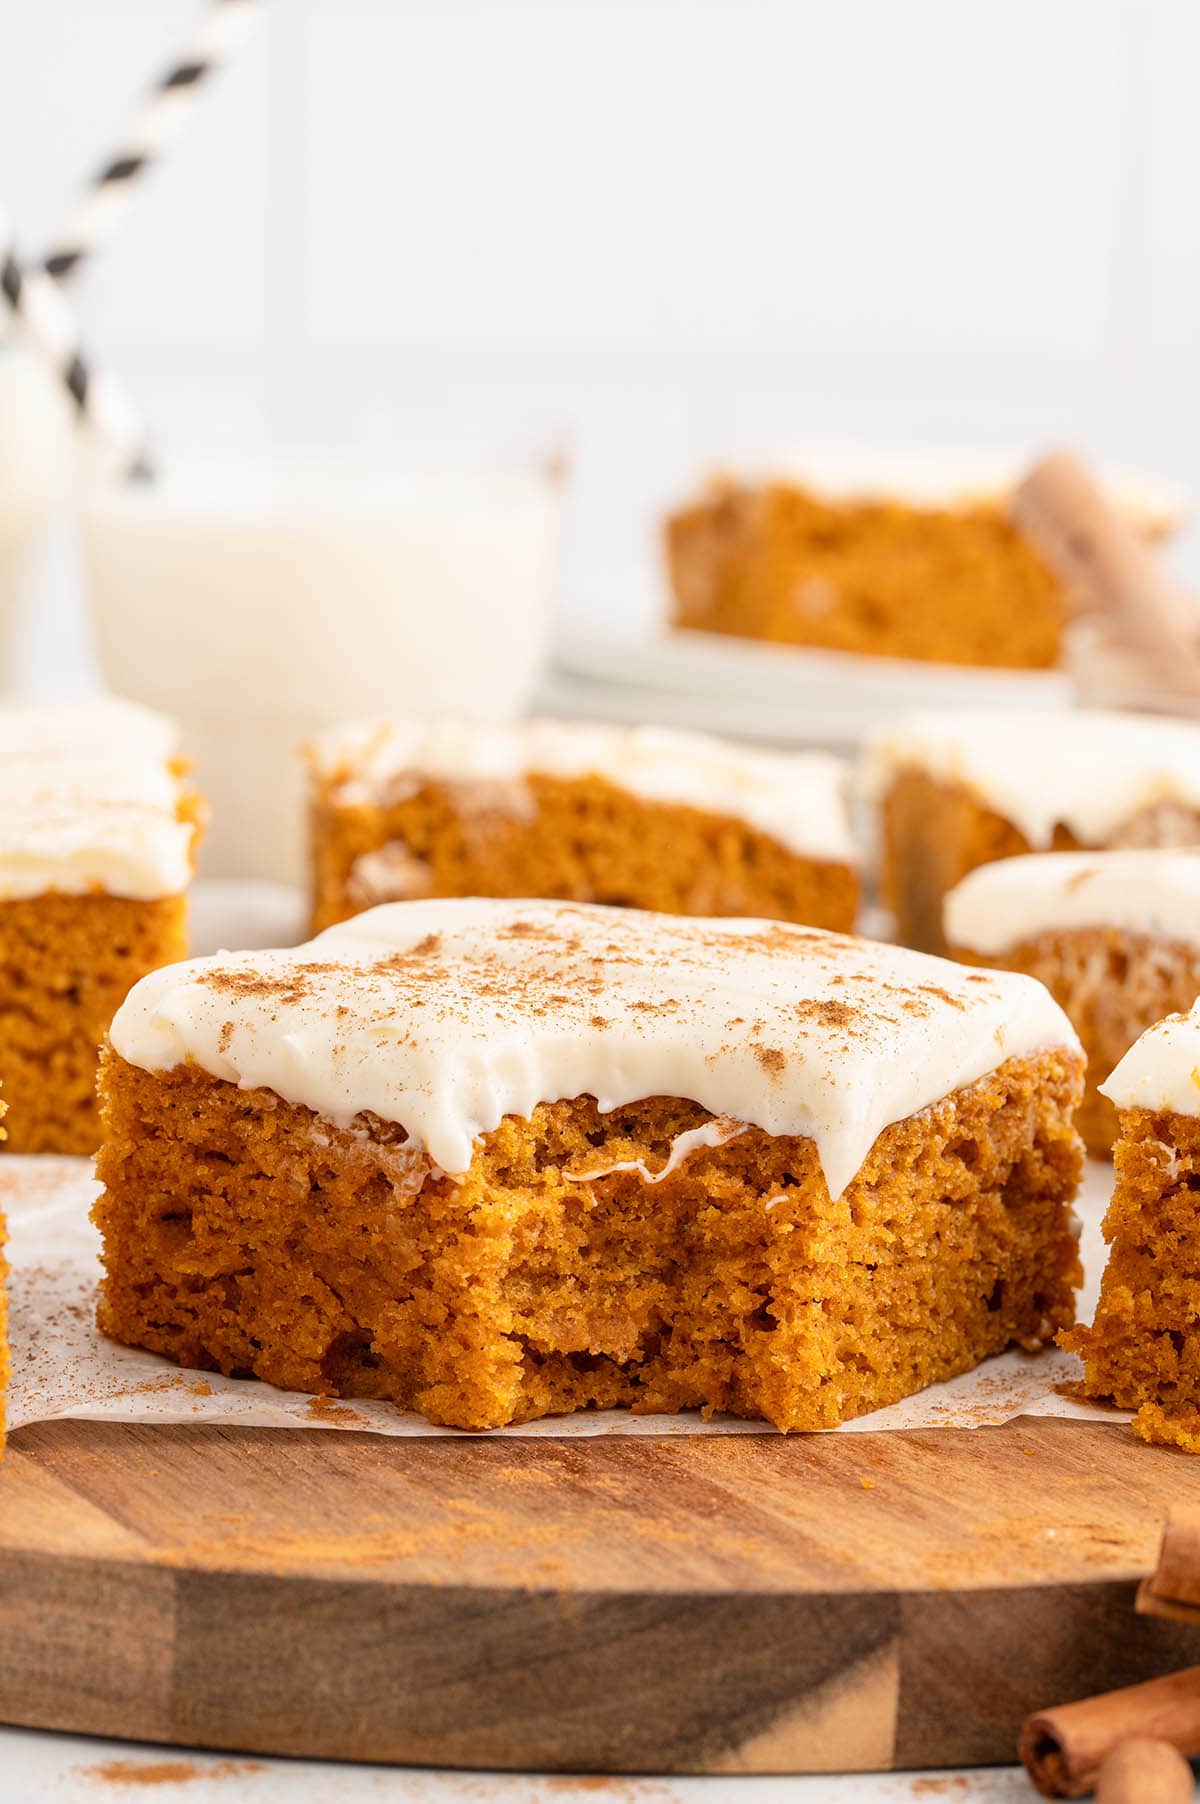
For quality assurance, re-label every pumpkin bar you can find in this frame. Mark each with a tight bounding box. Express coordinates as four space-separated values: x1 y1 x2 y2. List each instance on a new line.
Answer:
95 899 1084 1432
1065 1000 1200 1452
663 459 1178 670
862 707 1200 955
306 717 858 935
946 849 1200 1156
0 1091 7 1453
0 697 203 1153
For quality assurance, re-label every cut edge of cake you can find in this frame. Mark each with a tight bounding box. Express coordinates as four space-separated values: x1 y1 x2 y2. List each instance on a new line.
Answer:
1065 999 1200 1448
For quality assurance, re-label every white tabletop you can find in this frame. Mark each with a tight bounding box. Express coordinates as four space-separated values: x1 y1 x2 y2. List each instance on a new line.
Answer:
0 1730 1033 1801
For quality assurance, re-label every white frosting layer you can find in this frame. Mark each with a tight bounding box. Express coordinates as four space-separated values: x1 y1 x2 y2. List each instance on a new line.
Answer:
862 708 1200 849
310 718 857 865
1102 999 1200 1116
717 447 1186 531
0 696 193 900
109 897 1079 1199
946 850 1200 956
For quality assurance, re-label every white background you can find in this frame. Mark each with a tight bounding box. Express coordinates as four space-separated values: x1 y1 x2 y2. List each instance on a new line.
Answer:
4 0 1200 647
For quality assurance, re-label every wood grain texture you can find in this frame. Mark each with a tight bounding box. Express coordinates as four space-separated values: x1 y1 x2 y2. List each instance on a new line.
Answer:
1 1415 1200 1773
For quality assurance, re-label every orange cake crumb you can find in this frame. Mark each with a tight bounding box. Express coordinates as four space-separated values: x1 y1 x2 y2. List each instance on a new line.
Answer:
1132 1403 1200 1454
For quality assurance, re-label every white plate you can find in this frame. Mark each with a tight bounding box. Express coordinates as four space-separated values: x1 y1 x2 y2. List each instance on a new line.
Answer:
190 878 307 957
552 626 1074 749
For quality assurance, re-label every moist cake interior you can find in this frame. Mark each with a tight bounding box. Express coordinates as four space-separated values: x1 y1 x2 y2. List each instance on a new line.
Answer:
96 1048 1082 1432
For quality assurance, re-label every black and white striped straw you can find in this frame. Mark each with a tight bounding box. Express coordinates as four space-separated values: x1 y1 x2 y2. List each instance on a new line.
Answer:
0 208 152 480
41 0 260 286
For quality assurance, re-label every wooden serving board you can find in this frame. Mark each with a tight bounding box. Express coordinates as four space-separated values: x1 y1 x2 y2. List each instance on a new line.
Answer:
2 1417 1200 1775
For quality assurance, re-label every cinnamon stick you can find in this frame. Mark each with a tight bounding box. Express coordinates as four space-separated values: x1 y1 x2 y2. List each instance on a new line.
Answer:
1095 1738 1194 1803
1149 1509 1200 1609
1135 1581 1200 1627
1011 450 1200 696
1020 1666 1200 1797
1137 1507 1200 1622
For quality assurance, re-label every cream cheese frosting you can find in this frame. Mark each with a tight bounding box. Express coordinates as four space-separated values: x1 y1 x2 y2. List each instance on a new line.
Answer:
109 897 1079 1199
0 695 193 900
736 449 1185 532
1101 999 1200 1117
945 849 1200 956
862 708 1200 849
309 718 857 866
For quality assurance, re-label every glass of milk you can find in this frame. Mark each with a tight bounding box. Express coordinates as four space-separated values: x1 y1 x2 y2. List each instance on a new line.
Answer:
0 342 71 689
80 453 563 885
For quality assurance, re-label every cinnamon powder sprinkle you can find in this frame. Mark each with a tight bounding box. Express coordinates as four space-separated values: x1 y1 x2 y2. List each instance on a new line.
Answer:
792 998 858 1030
183 915 1018 1068
118 903 1053 1194
915 982 968 1011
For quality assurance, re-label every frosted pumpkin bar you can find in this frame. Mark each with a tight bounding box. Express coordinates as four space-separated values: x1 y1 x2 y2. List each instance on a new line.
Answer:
946 849 1200 1156
663 458 1178 670
862 708 1200 955
0 697 202 1153
95 899 1085 1432
306 718 858 935
1065 1000 1200 1452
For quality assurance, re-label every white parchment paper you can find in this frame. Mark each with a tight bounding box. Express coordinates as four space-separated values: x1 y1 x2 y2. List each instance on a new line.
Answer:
2 1155 1126 1440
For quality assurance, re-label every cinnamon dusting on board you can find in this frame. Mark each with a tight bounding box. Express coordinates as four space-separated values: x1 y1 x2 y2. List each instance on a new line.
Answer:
145 1499 588 1581
78 1758 264 1788
540 1782 676 1800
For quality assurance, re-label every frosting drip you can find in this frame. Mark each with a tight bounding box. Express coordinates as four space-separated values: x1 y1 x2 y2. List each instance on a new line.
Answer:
110 897 1078 1200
